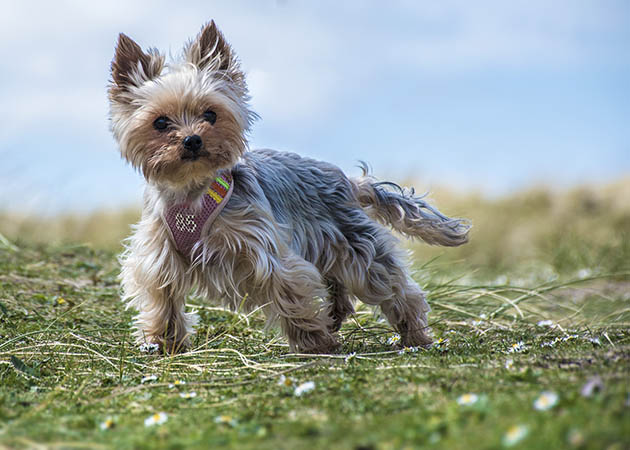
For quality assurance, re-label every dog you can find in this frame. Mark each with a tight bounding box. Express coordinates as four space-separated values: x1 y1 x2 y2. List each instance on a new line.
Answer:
108 21 470 354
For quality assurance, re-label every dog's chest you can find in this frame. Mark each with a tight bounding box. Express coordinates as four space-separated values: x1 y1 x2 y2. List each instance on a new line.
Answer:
162 172 233 259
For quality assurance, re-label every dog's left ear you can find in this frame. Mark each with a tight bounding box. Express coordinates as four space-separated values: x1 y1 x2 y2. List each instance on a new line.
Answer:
185 21 244 84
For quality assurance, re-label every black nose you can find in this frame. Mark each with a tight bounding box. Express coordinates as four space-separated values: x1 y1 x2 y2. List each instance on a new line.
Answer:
183 134 203 152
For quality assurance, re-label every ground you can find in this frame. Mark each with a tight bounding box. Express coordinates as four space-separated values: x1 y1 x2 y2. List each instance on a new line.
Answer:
0 181 629 449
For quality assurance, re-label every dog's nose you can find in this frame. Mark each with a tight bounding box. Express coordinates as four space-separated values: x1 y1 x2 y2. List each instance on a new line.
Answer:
183 135 203 152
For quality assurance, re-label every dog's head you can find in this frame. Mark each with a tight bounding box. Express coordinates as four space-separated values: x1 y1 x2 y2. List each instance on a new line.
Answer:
108 21 255 188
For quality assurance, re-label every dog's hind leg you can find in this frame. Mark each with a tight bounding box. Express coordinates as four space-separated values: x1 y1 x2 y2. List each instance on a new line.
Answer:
335 214 432 348
326 278 355 332
243 248 340 354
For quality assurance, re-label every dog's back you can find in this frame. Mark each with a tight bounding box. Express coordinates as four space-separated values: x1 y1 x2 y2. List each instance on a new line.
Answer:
237 149 470 258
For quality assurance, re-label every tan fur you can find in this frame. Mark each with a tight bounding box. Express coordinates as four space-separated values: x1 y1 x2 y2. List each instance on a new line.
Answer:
109 22 468 354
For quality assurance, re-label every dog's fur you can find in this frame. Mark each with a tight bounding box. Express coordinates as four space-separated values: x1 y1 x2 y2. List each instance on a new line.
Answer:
108 21 470 353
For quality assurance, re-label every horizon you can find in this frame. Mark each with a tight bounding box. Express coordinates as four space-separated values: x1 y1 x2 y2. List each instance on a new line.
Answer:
1 1 628 213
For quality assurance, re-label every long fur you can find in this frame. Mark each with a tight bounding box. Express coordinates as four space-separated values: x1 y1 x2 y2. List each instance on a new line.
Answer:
109 22 470 353
353 162 471 246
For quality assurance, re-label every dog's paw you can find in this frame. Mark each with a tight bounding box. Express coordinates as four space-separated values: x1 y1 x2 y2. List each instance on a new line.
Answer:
137 337 191 354
298 331 341 355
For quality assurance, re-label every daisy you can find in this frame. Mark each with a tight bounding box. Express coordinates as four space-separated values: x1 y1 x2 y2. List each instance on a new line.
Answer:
214 415 238 426
581 376 604 397
99 417 114 430
507 341 526 354
502 425 528 447
278 374 293 387
294 381 316 397
540 339 558 348
344 352 357 363
398 346 418 355
141 374 158 384
387 334 401 345
504 359 514 370
588 337 601 346
536 320 554 327
179 391 197 399
534 391 559 411
457 393 479 406
168 380 186 389
567 429 585 447
144 412 168 427
576 268 592 279
433 338 449 352
139 343 160 354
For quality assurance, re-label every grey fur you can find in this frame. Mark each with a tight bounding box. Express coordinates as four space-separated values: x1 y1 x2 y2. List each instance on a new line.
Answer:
109 22 470 354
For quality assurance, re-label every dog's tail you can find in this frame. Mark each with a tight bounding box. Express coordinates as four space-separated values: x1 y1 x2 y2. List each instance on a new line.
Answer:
352 162 471 246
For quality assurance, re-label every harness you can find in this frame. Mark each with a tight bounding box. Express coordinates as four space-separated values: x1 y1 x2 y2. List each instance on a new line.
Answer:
163 171 233 259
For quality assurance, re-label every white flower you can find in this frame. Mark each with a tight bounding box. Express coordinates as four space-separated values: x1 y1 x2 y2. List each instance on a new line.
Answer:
387 334 401 345
576 268 592 279
504 359 514 370
278 374 293 387
344 352 357 363
139 343 160 354
168 380 186 389
398 346 418 355
537 320 554 327
179 391 197 399
588 337 601 346
141 374 158 384
214 415 238 426
534 391 559 411
507 341 526 353
144 412 168 427
567 428 585 447
502 425 528 447
294 381 316 397
494 275 508 285
99 417 114 430
457 393 479 406
581 376 604 397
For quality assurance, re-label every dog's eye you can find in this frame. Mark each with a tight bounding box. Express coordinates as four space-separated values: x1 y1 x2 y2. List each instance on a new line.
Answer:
203 110 217 125
153 116 169 131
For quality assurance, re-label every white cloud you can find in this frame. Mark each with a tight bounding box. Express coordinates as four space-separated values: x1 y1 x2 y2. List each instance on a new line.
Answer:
0 1 627 211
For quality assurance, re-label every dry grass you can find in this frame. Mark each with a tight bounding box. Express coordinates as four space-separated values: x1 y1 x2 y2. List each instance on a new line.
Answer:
0 179 629 448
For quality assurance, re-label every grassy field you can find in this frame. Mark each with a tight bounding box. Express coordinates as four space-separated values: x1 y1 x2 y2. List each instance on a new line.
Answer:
1 180 629 449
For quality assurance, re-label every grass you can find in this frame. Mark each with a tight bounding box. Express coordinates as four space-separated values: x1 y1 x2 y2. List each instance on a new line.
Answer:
1 180 629 449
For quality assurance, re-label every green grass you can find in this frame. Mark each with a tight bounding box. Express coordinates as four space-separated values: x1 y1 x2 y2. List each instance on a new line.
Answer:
1 181 629 449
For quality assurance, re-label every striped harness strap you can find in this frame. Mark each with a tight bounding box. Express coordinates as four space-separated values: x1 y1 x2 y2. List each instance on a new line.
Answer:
163 171 234 260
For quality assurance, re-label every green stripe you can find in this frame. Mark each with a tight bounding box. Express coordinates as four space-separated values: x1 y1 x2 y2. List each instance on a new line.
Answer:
216 177 230 190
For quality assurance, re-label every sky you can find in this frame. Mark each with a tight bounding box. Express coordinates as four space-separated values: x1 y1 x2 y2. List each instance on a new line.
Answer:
0 0 628 213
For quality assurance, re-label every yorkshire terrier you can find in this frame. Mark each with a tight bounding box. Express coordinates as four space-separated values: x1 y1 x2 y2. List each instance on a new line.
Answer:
108 21 470 354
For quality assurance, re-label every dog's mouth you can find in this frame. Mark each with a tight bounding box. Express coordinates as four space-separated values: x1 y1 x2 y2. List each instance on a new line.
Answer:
181 150 209 161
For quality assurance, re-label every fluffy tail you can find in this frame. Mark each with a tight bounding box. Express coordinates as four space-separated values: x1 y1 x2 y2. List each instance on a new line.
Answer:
352 163 471 246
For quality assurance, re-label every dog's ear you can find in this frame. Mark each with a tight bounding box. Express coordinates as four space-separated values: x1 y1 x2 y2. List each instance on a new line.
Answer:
185 21 244 84
110 33 164 100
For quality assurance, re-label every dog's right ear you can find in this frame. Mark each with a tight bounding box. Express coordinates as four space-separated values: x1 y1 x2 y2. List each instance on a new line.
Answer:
109 33 164 102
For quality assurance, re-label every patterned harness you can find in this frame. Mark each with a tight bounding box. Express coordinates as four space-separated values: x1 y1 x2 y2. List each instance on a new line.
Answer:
163 171 233 260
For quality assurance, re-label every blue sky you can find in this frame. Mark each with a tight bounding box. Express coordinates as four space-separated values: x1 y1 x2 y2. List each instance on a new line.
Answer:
1 1 628 212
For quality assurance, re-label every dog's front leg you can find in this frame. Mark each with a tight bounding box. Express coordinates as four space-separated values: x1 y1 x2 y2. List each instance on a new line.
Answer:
120 228 197 353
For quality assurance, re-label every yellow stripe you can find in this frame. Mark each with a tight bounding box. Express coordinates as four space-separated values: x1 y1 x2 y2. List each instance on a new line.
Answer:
216 176 230 190
207 188 222 203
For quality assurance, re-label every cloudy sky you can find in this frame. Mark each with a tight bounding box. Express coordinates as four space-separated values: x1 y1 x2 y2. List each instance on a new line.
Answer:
1 1 628 212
